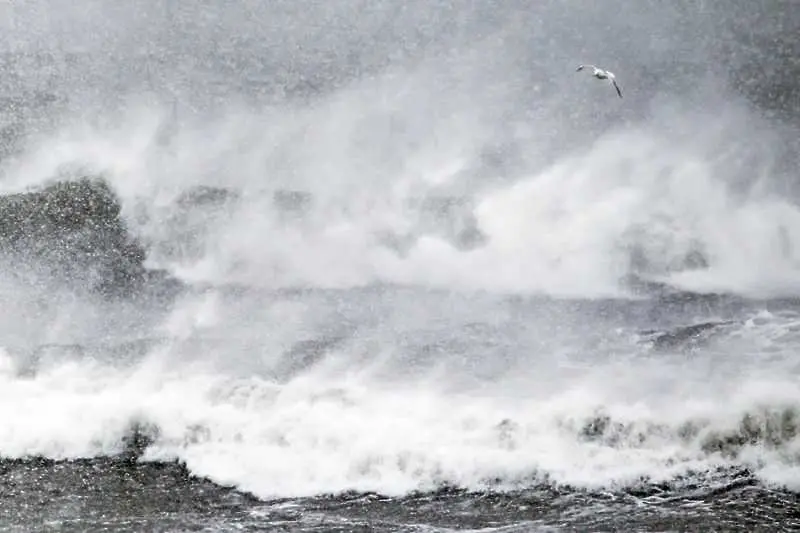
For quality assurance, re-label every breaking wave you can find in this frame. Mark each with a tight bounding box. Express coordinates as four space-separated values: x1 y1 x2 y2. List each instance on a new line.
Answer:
0 0 798 505
0 297 799 499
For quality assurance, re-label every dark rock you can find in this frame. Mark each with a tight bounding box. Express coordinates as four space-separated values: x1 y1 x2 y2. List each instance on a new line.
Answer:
175 185 240 209
640 320 735 352
120 420 160 465
274 334 350 381
377 194 488 256
273 189 313 219
0 176 178 298
140 185 240 264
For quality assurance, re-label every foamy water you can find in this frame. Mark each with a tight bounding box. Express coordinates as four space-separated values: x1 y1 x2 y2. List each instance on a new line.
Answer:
0 1 798 516
6 93 800 300
0 288 798 499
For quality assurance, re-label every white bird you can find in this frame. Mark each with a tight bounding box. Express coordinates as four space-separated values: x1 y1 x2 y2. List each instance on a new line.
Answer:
576 64 623 98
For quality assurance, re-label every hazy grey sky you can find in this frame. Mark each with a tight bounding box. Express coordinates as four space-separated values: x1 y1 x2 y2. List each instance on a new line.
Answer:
0 1 796 142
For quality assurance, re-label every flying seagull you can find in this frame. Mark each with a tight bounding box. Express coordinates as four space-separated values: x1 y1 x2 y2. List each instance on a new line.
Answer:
576 64 623 98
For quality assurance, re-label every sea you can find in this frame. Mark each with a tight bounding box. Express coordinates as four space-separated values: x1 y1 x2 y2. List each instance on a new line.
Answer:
0 1 798 531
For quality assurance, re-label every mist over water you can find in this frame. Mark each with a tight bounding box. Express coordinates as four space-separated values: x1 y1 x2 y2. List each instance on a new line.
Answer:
0 1 799 528
2 1 797 296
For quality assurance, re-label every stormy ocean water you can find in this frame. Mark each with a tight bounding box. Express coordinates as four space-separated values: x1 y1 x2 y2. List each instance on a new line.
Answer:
0 1 799 531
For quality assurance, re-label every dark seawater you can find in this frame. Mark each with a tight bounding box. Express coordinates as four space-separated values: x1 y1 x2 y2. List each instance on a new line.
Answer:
1 287 799 532
0 1 799 532
1 459 798 532
1 441 799 531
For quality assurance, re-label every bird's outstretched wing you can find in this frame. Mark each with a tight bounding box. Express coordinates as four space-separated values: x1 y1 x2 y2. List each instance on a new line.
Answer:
576 64 594 72
611 79 623 98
